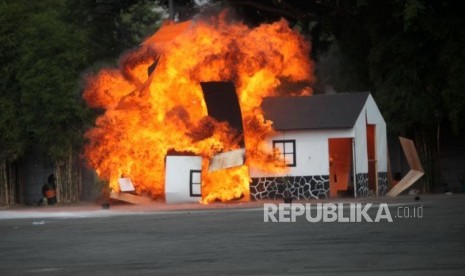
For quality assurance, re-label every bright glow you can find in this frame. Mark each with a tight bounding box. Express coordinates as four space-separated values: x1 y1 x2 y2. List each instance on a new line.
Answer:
83 12 314 203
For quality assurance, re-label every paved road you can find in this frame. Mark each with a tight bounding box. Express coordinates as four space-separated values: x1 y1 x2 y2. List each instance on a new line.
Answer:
1 195 464 275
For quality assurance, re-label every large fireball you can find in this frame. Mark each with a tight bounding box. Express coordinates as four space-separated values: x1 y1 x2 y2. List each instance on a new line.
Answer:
83 13 314 203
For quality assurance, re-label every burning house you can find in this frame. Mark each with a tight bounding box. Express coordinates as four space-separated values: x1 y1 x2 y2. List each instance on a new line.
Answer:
164 91 389 203
250 92 388 200
83 15 388 204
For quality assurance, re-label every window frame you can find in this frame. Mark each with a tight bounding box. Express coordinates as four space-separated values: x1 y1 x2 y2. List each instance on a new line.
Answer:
189 170 202 197
272 139 296 167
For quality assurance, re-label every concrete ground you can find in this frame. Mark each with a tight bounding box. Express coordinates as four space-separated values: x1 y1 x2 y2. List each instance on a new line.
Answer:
0 194 464 275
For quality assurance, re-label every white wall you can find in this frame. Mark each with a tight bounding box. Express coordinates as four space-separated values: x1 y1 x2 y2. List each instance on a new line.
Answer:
250 93 388 178
353 108 368 174
365 95 387 172
250 128 354 178
352 95 388 174
165 156 202 203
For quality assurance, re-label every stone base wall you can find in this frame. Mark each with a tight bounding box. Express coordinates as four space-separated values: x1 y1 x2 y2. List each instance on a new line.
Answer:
356 173 369 197
378 172 388 196
250 175 329 200
251 172 388 200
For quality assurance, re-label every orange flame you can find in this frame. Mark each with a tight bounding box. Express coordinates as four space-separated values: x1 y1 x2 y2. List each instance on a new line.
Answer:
83 12 314 203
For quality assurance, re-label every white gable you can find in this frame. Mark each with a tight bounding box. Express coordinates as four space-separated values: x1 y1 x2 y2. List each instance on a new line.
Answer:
250 92 388 177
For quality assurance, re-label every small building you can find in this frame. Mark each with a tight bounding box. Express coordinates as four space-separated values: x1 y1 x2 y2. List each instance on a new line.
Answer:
165 155 202 203
250 92 388 200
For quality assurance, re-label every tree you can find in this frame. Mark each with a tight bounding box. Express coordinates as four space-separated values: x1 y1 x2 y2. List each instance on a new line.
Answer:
14 0 94 202
0 0 165 205
317 0 465 191
117 0 164 49
0 1 29 205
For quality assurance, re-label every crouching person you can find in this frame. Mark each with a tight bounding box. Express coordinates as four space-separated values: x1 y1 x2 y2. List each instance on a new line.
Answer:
41 174 57 205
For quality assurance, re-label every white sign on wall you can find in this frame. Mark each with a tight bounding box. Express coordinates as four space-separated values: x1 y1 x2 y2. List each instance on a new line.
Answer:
118 177 135 192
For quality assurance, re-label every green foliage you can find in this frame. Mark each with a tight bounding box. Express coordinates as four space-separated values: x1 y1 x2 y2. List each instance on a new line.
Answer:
306 0 464 135
116 0 163 49
0 1 29 161
437 13 465 134
313 0 465 189
0 96 25 161
14 0 92 160
0 0 164 163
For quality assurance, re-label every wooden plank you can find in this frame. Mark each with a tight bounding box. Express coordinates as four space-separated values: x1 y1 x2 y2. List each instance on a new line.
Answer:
387 137 424 197
208 148 245 172
399 137 424 172
142 20 192 45
109 191 152 205
386 170 424 197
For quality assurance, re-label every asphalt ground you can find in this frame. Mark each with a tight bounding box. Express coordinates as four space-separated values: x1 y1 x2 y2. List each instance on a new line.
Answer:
0 194 464 275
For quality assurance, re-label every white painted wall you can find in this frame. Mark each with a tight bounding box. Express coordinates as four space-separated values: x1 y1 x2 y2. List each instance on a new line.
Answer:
353 108 368 174
249 93 388 179
250 128 354 178
165 156 202 203
352 94 388 174
365 95 387 172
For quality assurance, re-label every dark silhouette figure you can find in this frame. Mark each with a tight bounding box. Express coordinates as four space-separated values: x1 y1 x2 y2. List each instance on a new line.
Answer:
41 174 57 205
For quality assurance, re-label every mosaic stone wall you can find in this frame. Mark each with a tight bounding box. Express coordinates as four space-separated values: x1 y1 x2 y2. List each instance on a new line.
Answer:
378 172 388 196
250 175 329 200
356 173 369 197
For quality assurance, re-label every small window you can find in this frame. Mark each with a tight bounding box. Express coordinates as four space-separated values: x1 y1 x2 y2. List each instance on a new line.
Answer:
273 140 296 167
190 170 201 197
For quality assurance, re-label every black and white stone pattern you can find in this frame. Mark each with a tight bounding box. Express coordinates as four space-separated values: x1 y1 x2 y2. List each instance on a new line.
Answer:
356 173 369 197
250 175 329 200
378 172 388 196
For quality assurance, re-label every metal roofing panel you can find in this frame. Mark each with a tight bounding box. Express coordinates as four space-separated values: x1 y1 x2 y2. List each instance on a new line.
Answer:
261 92 370 130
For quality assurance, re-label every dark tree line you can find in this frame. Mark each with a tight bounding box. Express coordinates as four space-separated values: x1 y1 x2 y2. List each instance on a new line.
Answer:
1 0 463 204
0 0 162 205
